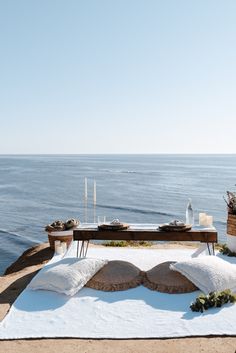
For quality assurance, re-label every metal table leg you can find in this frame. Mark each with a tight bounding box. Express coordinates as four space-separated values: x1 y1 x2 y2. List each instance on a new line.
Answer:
212 242 215 255
78 240 90 258
79 241 85 258
206 242 211 255
84 240 90 257
76 241 79 257
206 242 216 255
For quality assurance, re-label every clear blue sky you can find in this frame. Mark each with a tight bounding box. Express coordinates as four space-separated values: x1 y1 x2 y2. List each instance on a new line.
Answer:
0 0 236 154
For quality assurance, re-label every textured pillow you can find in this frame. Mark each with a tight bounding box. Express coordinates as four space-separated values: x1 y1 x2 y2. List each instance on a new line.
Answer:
170 256 236 294
143 261 198 294
86 260 143 291
28 257 108 296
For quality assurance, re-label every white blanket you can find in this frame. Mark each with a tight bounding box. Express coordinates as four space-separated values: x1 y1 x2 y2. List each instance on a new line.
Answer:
1 243 236 339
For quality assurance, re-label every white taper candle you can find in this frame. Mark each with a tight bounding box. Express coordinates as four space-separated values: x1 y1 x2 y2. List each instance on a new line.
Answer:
93 180 96 205
84 177 88 200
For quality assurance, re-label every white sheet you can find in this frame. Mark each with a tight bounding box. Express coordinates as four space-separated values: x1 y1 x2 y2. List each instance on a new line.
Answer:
1 243 236 339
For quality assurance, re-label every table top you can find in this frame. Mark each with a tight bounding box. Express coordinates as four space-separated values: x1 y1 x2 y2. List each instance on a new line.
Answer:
73 223 217 243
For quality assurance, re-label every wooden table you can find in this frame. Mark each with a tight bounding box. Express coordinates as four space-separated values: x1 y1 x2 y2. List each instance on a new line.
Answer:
73 226 218 257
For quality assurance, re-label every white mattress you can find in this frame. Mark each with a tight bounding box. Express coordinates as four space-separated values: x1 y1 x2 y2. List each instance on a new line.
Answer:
1 243 236 339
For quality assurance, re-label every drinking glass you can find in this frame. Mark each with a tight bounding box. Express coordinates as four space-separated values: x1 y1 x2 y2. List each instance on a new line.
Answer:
98 216 106 225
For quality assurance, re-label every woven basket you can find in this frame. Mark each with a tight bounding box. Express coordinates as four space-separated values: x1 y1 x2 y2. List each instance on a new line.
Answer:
227 213 236 236
48 231 73 250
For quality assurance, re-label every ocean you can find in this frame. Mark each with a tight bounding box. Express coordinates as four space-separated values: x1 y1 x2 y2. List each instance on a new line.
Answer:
0 154 235 274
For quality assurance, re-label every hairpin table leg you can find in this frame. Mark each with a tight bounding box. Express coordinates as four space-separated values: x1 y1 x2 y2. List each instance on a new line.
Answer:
206 242 211 255
84 240 90 257
76 241 79 257
212 243 215 256
79 241 85 258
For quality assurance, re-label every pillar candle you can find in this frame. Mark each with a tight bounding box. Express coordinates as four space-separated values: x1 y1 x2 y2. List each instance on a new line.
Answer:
54 240 61 253
61 242 67 253
56 245 63 255
199 213 207 226
205 215 213 227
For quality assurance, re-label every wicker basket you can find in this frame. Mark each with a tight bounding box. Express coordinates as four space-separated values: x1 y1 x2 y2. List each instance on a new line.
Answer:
48 230 73 250
227 213 236 236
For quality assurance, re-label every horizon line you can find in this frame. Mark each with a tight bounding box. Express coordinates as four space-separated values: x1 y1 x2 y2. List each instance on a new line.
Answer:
0 153 236 156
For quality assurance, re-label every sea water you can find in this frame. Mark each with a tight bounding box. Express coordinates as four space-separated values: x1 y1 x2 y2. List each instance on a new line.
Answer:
0 154 235 274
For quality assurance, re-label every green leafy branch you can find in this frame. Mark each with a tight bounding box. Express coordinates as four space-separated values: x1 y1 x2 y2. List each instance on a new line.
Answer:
219 244 236 257
190 290 236 312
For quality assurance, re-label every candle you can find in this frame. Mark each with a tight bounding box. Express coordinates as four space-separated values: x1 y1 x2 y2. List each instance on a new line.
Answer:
54 240 61 248
93 180 96 205
199 213 207 226
61 242 67 253
205 215 213 227
84 177 88 200
56 245 63 255
199 213 214 227
54 240 61 253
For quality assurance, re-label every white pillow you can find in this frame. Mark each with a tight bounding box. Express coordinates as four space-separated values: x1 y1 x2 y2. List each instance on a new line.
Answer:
170 256 236 294
28 257 108 296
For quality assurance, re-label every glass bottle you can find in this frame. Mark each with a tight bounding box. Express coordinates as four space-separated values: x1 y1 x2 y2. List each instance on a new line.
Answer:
186 198 194 225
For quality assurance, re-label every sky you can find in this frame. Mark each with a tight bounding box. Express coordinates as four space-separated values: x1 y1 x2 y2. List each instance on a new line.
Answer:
0 0 236 154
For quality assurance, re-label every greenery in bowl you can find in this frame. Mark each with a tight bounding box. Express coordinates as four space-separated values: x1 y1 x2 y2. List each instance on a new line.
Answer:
224 191 236 215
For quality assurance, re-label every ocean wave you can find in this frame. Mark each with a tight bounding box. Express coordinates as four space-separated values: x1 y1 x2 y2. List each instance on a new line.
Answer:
97 204 174 217
102 169 139 174
0 184 21 190
214 220 226 226
0 228 38 244
0 228 23 237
